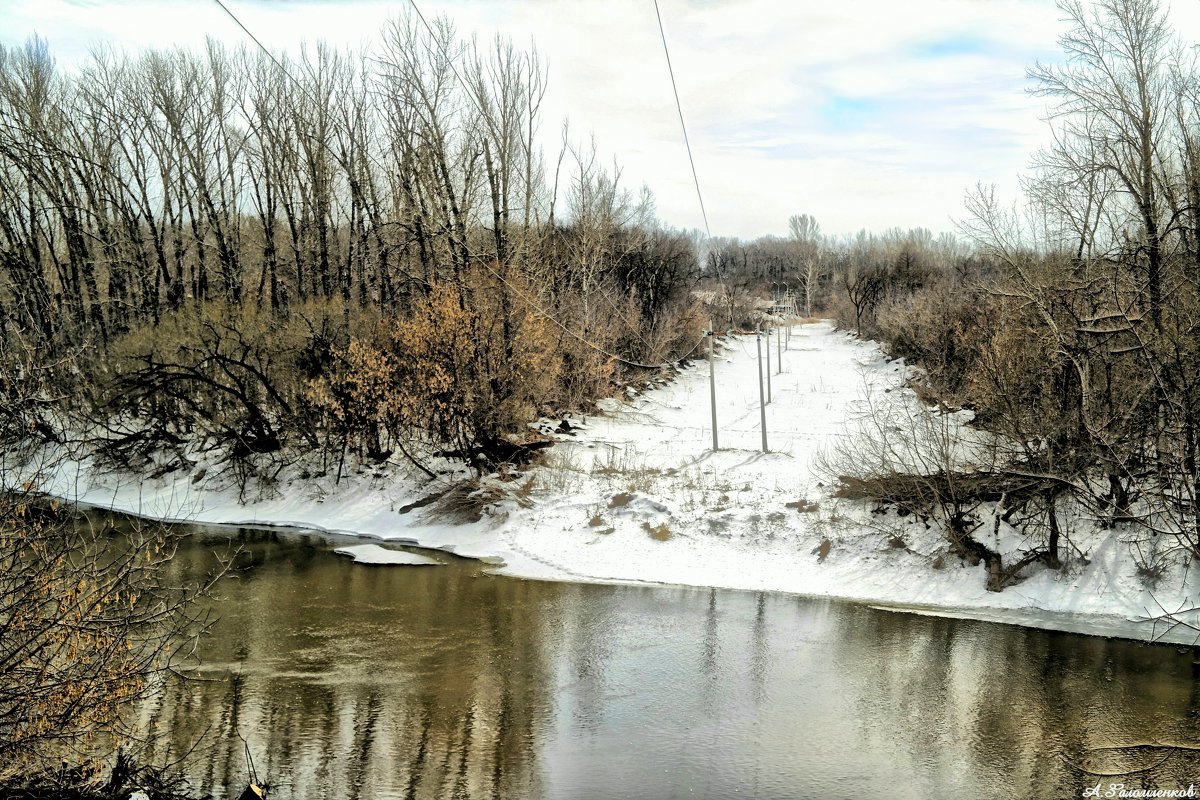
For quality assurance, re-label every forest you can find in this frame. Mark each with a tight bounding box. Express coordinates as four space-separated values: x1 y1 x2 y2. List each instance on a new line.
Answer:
0 16 705 485
3 0 1200 793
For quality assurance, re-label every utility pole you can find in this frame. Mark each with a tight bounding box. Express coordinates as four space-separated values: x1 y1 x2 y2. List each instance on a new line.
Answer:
756 330 768 453
765 325 772 403
707 323 718 451
777 319 782 373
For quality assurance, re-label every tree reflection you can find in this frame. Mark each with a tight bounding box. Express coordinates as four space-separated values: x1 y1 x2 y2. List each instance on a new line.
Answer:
132 527 1200 799
832 607 1200 798
136 530 551 799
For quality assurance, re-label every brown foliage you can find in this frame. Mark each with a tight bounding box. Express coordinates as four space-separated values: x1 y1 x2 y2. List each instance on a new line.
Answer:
0 495 214 785
875 281 996 397
306 337 399 459
391 266 560 467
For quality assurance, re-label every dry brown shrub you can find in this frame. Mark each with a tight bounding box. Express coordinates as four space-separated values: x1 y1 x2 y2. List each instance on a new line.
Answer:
391 266 560 465
642 521 671 541
306 337 399 458
815 538 832 562
608 492 635 508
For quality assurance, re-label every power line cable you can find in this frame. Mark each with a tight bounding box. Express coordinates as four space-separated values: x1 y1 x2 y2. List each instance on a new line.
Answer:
213 0 288 81
404 0 704 369
212 0 396 185
215 0 703 370
402 0 491 123
657 0 710 244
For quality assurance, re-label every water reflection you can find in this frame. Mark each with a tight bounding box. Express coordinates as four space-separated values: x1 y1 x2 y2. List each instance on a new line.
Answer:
136 527 1200 799
139 528 550 799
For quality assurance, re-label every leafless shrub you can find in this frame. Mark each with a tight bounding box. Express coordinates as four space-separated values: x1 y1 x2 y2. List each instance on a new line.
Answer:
817 382 1063 591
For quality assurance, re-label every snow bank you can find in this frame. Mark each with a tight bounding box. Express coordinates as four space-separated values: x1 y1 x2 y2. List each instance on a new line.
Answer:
29 321 1200 644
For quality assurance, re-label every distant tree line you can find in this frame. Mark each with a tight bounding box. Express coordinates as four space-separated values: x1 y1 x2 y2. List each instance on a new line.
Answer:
700 215 978 334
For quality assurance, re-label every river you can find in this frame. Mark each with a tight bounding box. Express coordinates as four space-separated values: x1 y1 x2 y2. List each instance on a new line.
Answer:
133 524 1200 799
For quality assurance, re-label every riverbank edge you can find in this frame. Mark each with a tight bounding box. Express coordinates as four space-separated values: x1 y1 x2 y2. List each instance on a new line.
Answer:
65 472 1190 649
32 321 1200 647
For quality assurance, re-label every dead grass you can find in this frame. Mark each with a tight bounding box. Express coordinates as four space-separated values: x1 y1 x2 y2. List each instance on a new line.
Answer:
592 443 641 475
533 449 586 494
706 517 730 535
514 477 536 507
608 492 635 509
642 521 671 541
590 444 663 493
625 470 662 493
436 480 505 523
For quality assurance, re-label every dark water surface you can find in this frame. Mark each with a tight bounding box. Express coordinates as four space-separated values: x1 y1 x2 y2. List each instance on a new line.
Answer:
137 526 1200 799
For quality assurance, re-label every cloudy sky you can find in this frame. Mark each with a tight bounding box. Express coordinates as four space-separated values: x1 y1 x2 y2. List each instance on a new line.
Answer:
3 0 1199 239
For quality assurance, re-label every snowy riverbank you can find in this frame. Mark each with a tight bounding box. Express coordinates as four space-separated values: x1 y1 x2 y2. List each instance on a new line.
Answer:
33 321 1200 644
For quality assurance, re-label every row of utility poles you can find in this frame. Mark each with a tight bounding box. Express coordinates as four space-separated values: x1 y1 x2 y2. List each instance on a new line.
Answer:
705 320 792 454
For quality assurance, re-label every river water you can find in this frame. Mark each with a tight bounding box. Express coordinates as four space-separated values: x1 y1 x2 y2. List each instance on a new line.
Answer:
135 525 1200 799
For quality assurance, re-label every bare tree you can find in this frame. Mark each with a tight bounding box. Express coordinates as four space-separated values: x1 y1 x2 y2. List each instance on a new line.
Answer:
787 212 821 245
803 257 822 316
840 260 886 332
1029 0 1177 329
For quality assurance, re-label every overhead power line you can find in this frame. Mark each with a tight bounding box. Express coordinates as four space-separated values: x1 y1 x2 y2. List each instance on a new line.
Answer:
212 0 394 181
213 0 293 90
653 0 712 243
404 0 707 370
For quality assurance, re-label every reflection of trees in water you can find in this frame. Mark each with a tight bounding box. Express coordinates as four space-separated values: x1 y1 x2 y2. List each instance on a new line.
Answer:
134 529 1200 798
834 607 1200 797
750 592 768 703
134 530 554 799
555 583 618 734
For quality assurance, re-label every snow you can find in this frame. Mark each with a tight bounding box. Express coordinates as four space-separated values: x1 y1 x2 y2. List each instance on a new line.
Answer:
333 544 442 566
22 320 1200 644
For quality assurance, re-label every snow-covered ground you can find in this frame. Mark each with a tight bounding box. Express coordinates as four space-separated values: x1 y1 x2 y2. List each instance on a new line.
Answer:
29 321 1200 644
